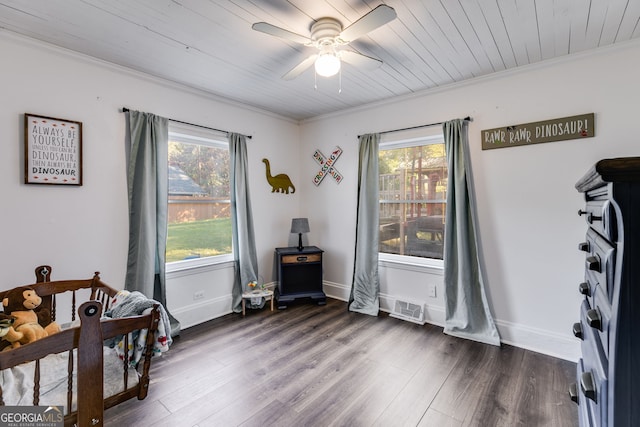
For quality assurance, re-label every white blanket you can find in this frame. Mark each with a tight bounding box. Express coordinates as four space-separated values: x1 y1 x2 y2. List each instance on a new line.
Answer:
0 347 138 412
104 290 172 365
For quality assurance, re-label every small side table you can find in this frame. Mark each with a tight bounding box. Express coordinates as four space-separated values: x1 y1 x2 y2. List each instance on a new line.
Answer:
241 289 274 317
274 246 325 309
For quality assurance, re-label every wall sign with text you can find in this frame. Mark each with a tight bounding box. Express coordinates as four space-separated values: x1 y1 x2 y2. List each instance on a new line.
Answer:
481 113 595 150
24 113 83 185
313 146 343 185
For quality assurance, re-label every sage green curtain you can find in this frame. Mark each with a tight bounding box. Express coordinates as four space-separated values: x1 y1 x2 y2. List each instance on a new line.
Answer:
229 133 259 313
443 119 500 346
125 110 180 337
349 133 381 316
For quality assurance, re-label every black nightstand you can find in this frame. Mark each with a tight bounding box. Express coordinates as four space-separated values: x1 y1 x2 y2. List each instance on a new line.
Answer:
274 246 326 309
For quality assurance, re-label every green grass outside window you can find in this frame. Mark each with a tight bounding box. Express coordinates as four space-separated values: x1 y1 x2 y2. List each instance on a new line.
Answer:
166 218 232 262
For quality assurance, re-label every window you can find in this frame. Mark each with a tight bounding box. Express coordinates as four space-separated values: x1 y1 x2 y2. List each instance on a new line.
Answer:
379 133 447 261
166 124 232 264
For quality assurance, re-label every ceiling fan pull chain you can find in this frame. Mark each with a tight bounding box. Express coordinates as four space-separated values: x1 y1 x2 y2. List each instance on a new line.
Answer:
338 68 342 94
314 70 318 90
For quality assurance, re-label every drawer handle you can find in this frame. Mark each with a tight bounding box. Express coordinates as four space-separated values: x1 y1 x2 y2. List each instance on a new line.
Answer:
577 210 602 223
587 214 602 223
296 256 308 262
586 256 600 272
586 308 602 330
580 372 596 402
578 282 591 297
578 241 590 252
572 322 583 339
569 383 579 404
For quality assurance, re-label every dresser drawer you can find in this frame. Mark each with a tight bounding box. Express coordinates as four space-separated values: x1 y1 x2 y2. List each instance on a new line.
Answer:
581 196 617 242
579 316 609 427
577 277 596 310
575 359 594 427
581 291 612 358
583 228 616 304
281 253 322 264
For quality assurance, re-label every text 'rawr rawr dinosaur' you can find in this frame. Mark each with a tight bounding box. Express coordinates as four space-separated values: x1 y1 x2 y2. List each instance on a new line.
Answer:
481 113 594 150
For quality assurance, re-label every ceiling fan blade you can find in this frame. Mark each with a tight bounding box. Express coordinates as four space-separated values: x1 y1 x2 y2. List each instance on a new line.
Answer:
283 54 318 80
339 50 383 70
339 5 397 43
252 22 312 45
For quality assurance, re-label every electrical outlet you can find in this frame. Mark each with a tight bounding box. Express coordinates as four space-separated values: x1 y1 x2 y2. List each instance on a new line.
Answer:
428 284 437 298
193 290 205 300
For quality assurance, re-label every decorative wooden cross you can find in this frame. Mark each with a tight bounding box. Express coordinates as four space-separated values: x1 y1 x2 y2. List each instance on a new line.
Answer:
312 146 343 185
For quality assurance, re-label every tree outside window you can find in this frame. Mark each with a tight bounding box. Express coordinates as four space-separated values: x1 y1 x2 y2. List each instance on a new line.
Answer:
379 138 446 260
166 129 232 263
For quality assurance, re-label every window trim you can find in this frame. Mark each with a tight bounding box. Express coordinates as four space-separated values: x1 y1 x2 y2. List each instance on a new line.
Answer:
166 123 233 270
379 134 443 150
378 132 446 267
379 252 444 274
166 253 234 273
168 131 228 150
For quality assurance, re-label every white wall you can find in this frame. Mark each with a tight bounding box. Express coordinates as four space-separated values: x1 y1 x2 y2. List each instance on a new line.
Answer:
300 39 640 361
3 29 638 361
0 32 301 327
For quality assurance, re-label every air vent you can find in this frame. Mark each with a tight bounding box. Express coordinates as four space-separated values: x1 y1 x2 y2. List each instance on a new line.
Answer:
390 299 426 325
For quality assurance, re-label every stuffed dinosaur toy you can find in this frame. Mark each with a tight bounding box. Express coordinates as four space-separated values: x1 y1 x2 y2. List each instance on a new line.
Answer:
0 313 16 338
1 286 61 349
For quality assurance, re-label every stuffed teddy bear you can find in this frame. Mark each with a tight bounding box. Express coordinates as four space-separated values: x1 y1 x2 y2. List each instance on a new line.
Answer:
1 286 61 349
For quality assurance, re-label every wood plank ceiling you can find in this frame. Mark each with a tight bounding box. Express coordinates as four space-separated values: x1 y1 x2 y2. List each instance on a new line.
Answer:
1 0 638 121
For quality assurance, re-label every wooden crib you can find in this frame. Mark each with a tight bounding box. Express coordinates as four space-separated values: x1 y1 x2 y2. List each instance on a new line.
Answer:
0 265 161 427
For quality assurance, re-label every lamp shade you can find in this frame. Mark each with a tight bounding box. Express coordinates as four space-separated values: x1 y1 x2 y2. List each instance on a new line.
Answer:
315 52 341 77
290 218 310 234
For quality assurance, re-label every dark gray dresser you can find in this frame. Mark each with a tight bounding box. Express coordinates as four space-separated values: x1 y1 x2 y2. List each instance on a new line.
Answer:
570 157 640 427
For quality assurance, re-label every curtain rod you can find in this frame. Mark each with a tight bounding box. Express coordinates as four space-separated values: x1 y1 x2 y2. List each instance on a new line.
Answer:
121 108 252 139
358 116 472 138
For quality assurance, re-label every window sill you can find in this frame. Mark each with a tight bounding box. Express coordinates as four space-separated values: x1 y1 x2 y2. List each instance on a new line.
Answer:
379 253 444 275
166 254 234 277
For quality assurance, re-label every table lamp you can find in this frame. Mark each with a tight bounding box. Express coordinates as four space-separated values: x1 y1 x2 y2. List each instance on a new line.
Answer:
290 218 310 251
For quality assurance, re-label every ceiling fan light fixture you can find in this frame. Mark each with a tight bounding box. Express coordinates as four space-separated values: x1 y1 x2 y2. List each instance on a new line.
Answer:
252 5 397 80
315 50 341 77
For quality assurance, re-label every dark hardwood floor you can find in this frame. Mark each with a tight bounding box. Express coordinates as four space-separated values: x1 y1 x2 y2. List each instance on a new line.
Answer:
104 298 578 427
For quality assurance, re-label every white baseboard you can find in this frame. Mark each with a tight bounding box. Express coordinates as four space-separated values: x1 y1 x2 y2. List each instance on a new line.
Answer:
170 295 233 329
323 280 350 301
172 281 579 362
323 280 447 325
494 318 580 361
323 280 578 361
170 282 278 329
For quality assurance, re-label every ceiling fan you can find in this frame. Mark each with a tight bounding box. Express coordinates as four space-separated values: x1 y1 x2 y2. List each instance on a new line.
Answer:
252 4 397 80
